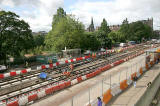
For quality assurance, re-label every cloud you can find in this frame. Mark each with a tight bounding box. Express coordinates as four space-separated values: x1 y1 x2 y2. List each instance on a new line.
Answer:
69 0 160 30
0 0 160 31
0 0 64 32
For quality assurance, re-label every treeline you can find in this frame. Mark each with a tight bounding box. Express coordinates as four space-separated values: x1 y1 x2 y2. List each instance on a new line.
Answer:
44 8 155 52
0 8 157 64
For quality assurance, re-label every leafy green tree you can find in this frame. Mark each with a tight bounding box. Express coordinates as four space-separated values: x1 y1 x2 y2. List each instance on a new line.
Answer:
0 11 34 64
119 18 129 41
45 12 85 52
88 18 95 32
33 34 45 47
128 21 152 42
83 32 100 50
99 18 111 34
96 18 111 48
52 7 66 29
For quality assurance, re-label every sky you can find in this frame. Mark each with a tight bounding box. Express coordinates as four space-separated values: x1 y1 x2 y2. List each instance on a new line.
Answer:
0 0 160 32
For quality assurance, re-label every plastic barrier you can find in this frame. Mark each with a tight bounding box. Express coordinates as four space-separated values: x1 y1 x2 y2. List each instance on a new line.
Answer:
41 65 46 69
0 74 4 79
77 77 82 83
10 72 17 76
71 79 78 85
59 83 66 90
49 64 53 68
21 69 27 74
28 93 38 102
139 67 143 75
103 64 112 71
120 80 128 90
53 85 60 91
7 100 19 106
45 87 53 95
82 75 87 80
18 95 28 105
64 81 71 87
56 62 59 66
103 89 112 104
65 60 68 63
37 89 46 98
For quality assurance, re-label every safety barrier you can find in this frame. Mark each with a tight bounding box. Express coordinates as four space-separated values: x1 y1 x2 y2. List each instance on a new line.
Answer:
100 56 158 105
103 89 112 104
0 45 140 79
1 45 158 106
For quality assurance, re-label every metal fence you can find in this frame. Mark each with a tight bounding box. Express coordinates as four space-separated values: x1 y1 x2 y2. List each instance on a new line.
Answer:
60 56 146 106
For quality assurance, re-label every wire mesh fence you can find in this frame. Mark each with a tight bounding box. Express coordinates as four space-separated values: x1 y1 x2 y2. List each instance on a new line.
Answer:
60 57 146 106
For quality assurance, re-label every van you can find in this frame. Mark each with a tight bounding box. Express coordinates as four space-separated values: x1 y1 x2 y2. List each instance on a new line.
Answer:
120 43 127 47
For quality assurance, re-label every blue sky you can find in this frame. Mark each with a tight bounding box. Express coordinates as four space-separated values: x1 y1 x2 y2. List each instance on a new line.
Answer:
0 0 160 32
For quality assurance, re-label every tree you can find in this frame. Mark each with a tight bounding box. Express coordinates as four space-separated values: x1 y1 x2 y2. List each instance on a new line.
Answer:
52 7 66 29
99 18 111 34
96 18 111 48
82 32 100 51
0 11 34 64
45 10 85 52
119 18 129 41
88 17 95 32
34 34 45 47
128 21 152 42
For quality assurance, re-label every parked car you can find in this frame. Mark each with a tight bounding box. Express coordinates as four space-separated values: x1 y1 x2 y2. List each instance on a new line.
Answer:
120 43 127 47
0 65 7 73
128 41 136 45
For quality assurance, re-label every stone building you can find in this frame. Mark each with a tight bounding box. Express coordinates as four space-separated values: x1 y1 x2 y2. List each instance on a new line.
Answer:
109 25 121 31
139 18 153 29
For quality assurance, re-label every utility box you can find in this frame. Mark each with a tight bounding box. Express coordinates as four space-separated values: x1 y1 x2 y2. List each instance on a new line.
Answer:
36 55 57 64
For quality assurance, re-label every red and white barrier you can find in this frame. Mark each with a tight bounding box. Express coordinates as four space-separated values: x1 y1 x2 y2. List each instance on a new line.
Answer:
1 47 157 106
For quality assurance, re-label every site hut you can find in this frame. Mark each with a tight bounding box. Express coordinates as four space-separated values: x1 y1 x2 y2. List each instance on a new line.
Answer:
62 48 81 60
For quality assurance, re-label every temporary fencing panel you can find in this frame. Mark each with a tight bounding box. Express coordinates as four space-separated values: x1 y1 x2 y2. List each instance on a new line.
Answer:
111 84 121 96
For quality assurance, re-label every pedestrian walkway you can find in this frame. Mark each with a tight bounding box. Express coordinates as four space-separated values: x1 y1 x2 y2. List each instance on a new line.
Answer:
108 63 160 106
